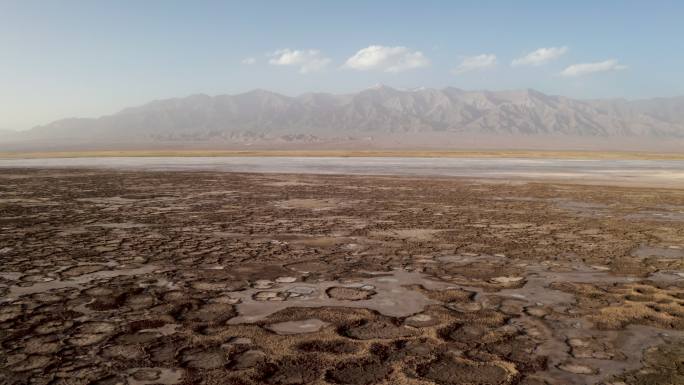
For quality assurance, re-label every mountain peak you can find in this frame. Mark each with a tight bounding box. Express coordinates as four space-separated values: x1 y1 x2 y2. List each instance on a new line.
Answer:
18 87 684 143
240 89 286 97
363 83 398 92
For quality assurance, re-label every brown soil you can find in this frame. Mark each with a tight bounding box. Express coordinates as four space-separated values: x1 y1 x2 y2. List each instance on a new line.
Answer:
0 169 683 385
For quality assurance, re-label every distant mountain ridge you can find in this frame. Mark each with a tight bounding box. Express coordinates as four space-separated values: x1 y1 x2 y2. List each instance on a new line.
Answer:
13 87 684 144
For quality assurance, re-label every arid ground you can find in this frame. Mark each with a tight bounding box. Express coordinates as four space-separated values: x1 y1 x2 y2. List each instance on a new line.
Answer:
1 169 683 385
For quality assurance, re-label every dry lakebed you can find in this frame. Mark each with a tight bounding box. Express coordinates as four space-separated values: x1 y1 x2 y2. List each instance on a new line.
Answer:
0 159 683 385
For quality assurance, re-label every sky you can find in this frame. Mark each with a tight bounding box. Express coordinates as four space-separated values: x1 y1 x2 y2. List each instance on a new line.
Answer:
1 0 684 131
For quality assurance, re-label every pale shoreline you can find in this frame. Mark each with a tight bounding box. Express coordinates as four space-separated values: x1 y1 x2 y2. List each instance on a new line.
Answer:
1 156 682 189
1 149 684 160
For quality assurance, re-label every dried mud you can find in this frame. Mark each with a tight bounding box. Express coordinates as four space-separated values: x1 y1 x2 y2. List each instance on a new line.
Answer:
0 169 683 385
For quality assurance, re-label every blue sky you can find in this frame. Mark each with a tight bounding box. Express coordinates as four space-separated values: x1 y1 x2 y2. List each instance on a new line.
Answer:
2 0 684 130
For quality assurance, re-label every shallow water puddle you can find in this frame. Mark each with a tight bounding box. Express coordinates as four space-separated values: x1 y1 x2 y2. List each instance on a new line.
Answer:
2 264 161 300
227 269 455 324
126 367 184 385
275 198 350 210
631 245 684 258
532 320 684 385
266 318 329 335
0 272 22 281
87 222 150 229
491 265 641 305
625 211 684 222
370 228 442 241
480 263 683 384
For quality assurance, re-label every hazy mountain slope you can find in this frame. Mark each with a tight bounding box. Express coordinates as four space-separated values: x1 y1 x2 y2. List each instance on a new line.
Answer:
23 87 684 142
0 129 18 142
592 96 684 132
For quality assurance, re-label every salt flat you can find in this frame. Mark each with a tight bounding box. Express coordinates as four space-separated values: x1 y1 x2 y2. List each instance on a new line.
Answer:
1 156 683 188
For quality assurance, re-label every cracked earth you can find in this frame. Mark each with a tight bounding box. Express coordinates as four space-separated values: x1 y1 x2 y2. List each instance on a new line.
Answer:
0 169 683 385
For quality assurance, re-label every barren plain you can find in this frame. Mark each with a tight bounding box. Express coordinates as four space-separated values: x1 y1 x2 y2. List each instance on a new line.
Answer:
0 168 683 385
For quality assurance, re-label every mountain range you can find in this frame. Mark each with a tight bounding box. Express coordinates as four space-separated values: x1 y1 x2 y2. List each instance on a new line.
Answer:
3 86 684 151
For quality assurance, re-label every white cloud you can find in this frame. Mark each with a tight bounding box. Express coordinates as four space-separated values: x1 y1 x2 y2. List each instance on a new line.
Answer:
560 59 627 77
512 46 568 66
268 49 331 73
241 57 256 65
452 54 497 74
344 45 429 73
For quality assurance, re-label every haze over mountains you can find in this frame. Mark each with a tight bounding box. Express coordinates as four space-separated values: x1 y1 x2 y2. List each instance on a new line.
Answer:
3 86 684 151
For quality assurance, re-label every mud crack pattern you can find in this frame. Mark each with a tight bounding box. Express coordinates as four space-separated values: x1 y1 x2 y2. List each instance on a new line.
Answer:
0 169 683 385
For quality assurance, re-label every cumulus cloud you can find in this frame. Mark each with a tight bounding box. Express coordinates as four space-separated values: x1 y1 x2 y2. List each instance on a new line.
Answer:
452 54 497 74
241 57 256 65
512 46 568 66
344 45 429 73
268 49 331 73
560 59 627 77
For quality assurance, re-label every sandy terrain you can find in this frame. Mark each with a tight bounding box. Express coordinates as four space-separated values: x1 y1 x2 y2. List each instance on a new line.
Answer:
0 169 683 385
